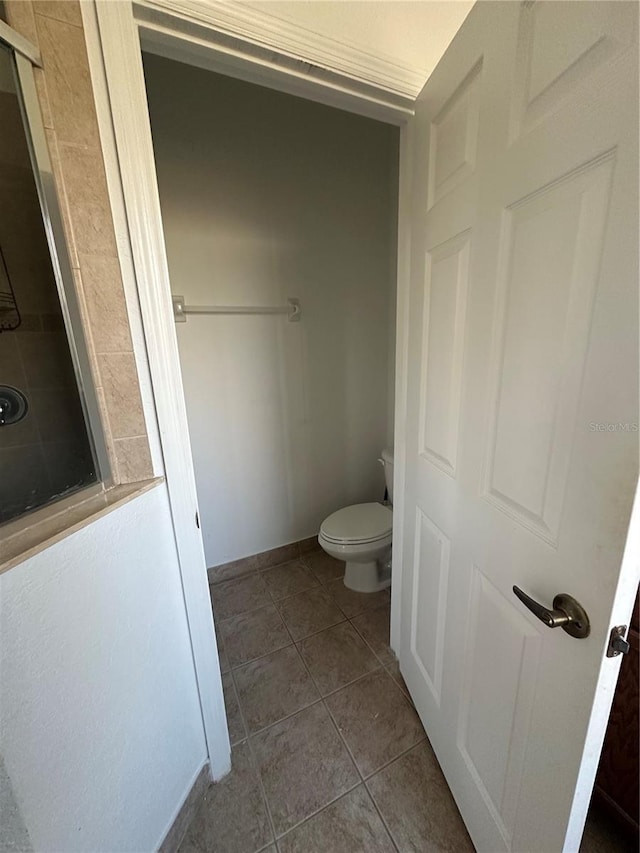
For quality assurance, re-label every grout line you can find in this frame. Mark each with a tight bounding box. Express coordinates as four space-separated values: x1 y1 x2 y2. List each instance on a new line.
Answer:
225 668 248 747
244 695 325 741
274 780 367 845
226 638 295 673
364 780 401 853
235 674 279 850
261 633 364 843
208 542 323 586
216 588 413 852
275 777 363 842
283 615 349 644
364 730 428 783
214 593 279 627
309 659 384 701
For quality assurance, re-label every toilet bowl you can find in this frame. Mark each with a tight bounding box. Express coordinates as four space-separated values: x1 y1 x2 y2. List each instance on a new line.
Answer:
319 502 392 592
318 450 394 593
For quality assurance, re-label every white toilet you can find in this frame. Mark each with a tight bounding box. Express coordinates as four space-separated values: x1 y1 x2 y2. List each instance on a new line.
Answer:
318 449 394 593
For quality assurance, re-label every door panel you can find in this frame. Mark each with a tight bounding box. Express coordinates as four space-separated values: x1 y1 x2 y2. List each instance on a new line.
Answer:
484 154 615 545
457 567 541 843
419 230 470 476
410 507 450 705
396 2 639 851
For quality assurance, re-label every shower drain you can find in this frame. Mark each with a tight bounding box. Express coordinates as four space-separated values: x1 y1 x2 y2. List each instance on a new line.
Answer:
0 385 28 426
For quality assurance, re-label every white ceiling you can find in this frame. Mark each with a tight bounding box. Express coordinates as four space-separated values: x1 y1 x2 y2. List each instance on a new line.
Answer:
240 1 475 88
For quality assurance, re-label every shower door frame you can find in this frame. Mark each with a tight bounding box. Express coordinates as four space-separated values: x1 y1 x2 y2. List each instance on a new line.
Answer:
89 0 415 781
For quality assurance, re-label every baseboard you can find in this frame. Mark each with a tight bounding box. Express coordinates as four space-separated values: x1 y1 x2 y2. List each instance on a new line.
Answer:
207 535 320 585
157 761 211 853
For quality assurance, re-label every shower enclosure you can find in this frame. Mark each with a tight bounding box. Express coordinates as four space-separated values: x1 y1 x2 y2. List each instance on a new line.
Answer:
0 31 105 525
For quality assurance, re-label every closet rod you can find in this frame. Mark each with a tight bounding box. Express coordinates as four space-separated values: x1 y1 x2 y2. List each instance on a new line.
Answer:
172 295 301 323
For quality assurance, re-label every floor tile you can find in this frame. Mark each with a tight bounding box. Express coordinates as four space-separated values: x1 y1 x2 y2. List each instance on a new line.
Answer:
254 542 299 570
234 646 319 734
326 669 424 777
213 615 231 674
278 784 395 853
221 604 292 668
325 578 390 618
178 741 273 853
367 741 474 852
386 661 412 702
222 672 247 745
277 586 346 641
297 536 321 555
261 560 319 601
211 573 271 620
297 622 380 696
351 603 395 666
304 550 345 585
208 556 258 585
252 702 359 837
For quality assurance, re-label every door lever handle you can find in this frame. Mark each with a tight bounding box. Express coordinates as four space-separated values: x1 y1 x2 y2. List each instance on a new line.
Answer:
513 586 590 639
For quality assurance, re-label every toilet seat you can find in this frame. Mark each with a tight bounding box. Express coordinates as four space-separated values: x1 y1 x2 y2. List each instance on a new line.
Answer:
320 502 392 545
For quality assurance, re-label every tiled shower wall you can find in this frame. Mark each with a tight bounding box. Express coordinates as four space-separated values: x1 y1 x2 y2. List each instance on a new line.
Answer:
4 0 153 485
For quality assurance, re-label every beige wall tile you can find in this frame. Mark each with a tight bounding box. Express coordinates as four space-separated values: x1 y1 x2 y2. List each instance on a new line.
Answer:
34 68 53 130
71 266 103 388
57 143 118 258
79 254 133 353
34 14 100 148
44 128 79 268
98 352 146 439
113 436 153 483
4 1 38 43
95 384 118 482
35 0 83 27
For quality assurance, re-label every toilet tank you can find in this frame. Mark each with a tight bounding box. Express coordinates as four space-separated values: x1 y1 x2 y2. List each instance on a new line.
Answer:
380 448 394 504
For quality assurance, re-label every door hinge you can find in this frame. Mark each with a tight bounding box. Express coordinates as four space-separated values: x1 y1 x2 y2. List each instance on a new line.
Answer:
195 511 200 529
606 625 630 657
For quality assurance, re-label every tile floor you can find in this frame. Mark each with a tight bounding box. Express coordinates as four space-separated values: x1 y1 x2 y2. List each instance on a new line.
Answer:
179 549 474 853
180 549 632 853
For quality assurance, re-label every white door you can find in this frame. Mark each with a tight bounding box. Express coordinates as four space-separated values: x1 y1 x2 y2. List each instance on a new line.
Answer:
397 2 638 851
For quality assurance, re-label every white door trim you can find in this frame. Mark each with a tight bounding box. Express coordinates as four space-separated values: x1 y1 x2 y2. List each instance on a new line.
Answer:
90 0 413 779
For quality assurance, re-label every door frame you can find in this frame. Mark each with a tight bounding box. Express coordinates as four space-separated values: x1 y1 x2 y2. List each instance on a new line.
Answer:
86 0 414 780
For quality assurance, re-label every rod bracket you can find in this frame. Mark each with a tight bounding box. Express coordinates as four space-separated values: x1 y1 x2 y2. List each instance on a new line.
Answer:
172 295 186 323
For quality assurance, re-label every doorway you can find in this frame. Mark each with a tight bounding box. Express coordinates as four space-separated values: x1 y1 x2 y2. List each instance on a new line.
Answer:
142 53 399 573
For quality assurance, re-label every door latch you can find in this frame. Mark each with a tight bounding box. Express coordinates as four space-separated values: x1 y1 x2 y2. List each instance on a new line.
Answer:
606 625 630 657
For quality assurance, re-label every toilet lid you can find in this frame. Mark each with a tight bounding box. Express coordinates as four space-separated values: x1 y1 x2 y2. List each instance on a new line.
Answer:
320 502 392 545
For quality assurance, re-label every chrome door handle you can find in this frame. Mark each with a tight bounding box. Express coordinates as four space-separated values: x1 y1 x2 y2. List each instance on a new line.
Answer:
513 586 590 639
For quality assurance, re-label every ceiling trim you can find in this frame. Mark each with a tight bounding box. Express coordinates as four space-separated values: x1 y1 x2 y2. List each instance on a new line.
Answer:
136 0 427 99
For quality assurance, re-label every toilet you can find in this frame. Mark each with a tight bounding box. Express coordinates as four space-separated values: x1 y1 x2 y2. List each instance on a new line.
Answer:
318 449 394 593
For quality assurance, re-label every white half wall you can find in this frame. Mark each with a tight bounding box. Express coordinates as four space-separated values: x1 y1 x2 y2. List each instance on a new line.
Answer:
143 54 399 567
0 485 208 852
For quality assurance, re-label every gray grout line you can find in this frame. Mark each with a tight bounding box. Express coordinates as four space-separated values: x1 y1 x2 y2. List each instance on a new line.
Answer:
210 571 413 851
275 778 363 843
274 779 366 845
364 780 401 853
231 668 279 851
362 739 431 853
362 783 400 853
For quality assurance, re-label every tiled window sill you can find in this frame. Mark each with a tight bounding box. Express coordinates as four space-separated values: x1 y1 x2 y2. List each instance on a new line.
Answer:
0 478 164 575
